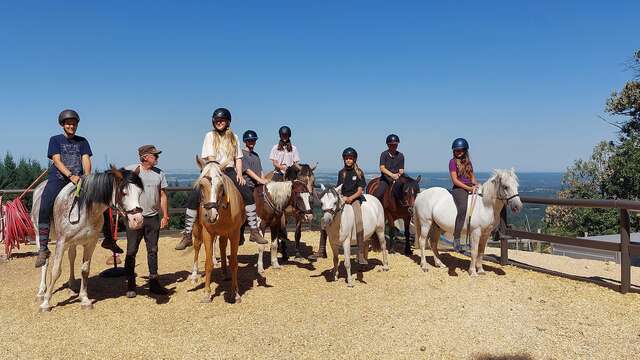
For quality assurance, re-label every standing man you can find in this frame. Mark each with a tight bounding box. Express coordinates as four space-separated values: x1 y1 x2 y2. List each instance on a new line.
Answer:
124 145 170 297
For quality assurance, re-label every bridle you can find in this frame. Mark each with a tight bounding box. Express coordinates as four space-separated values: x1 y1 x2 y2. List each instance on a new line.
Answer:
113 177 143 216
200 175 227 211
291 179 313 215
495 176 520 205
319 186 344 218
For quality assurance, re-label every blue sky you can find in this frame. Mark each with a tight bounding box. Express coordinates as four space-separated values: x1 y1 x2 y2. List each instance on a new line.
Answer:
0 1 638 172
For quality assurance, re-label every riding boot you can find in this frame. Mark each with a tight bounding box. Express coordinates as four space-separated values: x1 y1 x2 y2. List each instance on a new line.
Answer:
245 204 268 244
101 211 123 253
308 230 327 260
453 238 462 253
35 224 50 268
351 201 367 265
126 276 137 298
101 238 123 254
149 277 169 295
175 208 196 250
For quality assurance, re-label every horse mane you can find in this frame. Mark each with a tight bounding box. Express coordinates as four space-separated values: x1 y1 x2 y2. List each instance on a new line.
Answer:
266 181 293 209
194 162 224 188
78 172 115 211
481 169 519 204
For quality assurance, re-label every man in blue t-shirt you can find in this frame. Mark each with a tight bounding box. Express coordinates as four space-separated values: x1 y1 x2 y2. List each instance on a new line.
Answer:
35 109 95 267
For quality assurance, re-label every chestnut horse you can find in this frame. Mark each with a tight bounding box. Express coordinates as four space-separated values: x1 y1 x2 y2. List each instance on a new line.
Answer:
366 175 421 255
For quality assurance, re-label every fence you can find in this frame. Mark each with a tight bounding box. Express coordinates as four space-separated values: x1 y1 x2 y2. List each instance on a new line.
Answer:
495 196 640 294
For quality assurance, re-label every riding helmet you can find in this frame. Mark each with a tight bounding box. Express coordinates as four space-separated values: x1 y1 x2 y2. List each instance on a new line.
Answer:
342 147 358 159
451 138 469 150
386 134 400 145
279 126 292 138
58 109 80 125
243 130 259 142
212 108 232 122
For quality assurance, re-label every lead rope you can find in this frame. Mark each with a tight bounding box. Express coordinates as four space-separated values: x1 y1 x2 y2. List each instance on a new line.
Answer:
464 187 479 249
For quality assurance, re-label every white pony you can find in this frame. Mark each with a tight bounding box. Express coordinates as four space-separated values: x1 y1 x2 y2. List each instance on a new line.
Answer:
31 167 144 312
413 169 523 276
319 184 389 287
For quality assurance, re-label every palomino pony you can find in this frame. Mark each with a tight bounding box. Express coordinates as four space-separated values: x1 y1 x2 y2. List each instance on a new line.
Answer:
31 167 144 312
319 184 389 287
265 163 317 261
192 158 245 303
366 175 421 255
413 169 523 276
254 179 313 273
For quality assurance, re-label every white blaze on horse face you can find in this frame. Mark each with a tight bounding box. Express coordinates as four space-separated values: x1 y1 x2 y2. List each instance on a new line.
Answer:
320 191 338 229
300 193 313 222
123 182 143 230
205 177 223 223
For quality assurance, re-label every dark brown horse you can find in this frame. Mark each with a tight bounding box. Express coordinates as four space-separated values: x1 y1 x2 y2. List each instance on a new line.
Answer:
366 175 421 255
253 179 313 272
265 163 317 261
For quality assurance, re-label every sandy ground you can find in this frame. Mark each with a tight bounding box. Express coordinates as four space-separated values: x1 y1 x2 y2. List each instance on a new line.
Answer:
1 232 639 360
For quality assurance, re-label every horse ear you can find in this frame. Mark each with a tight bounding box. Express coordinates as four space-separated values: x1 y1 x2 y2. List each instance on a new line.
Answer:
416 175 422 184
133 165 141 175
320 184 326 191
335 184 343 194
311 162 318 171
110 164 123 182
293 163 302 170
196 155 205 170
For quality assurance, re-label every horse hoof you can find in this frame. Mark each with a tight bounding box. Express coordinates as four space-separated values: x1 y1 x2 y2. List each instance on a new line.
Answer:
470 272 479 277
478 270 487 276
347 283 355 288
81 303 94 310
39 307 51 313
421 266 429 273
200 295 212 303
234 295 242 304
68 290 79 297
382 266 390 272
35 295 44 303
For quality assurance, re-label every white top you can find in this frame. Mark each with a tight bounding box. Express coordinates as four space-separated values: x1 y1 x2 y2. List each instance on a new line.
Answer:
269 144 300 172
200 131 243 168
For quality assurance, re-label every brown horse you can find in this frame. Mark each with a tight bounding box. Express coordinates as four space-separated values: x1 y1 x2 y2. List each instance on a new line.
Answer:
254 179 313 273
192 157 245 303
264 163 317 261
366 175 421 255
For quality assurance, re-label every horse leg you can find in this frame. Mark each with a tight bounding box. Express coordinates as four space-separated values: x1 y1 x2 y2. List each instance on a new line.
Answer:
212 235 219 268
377 226 390 271
257 225 265 274
220 236 229 281
270 225 281 270
230 229 241 303
78 241 97 309
35 259 48 302
418 219 431 272
294 220 303 261
329 235 340 282
403 216 412 255
476 232 490 275
468 229 481 277
40 241 65 312
201 230 214 303
387 216 396 254
279 215 289 263
343 237 354 287
190 225 202 284
430 227 446 268
66 245 78 296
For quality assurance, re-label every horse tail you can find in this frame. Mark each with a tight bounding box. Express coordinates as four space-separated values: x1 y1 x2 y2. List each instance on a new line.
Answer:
370 231 382 252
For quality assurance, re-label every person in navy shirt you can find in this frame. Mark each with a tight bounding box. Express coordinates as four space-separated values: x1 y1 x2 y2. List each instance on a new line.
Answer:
35 109 95 267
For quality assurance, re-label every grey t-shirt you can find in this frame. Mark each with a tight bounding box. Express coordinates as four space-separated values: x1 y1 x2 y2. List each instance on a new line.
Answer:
379 150 405 182
125 164 168 217
242 149 263 188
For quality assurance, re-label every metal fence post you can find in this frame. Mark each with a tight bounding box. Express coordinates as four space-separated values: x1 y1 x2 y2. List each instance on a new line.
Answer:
620 209 631 294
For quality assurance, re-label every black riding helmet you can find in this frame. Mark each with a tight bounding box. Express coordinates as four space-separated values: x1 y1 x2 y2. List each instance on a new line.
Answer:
58 109 80 125
243 130 258 142
279 126 292 138
452 138 469 151
386 134 400 145
342 147 358 159
212 107 232 130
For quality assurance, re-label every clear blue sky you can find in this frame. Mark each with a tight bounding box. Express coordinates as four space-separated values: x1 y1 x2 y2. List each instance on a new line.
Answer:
1 1 638 172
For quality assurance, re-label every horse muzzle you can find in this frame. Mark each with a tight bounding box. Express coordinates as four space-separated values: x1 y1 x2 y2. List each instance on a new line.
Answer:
205 208 219 224
321 213 333 229
127 213 144 230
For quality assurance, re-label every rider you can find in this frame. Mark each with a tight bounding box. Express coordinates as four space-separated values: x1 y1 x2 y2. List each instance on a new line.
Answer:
174 108 268 250
35 110 122 267
337 147 368 265
269 126 300 181
240 130 269 243
374 134 404 202
449 138 479 253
